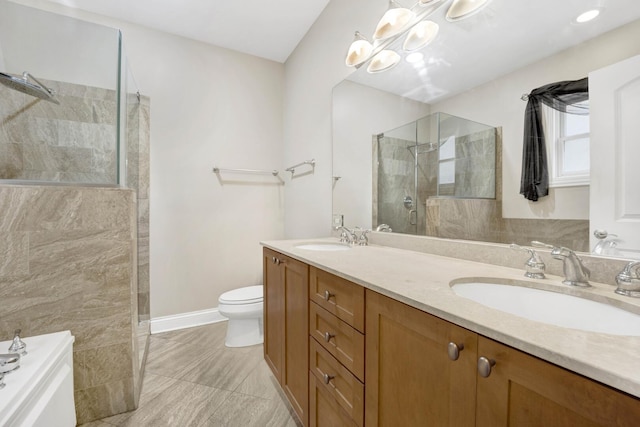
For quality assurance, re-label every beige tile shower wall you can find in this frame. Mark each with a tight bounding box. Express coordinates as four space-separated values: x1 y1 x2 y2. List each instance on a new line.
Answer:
0 79 117 183
0 185 139 424
425 197 589 252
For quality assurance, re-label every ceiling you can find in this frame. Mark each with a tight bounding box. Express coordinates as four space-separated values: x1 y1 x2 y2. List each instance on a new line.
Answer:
43 0 330 63
347 0 640 103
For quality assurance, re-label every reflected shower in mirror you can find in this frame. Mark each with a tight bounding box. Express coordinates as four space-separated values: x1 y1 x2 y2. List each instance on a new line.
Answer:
374 112 496 235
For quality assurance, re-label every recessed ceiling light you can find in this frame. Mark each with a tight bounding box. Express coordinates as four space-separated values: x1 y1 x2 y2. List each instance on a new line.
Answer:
406 52 425 63
576 9 600 23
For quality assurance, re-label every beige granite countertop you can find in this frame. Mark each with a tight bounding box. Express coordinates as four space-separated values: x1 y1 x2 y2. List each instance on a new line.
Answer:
262 238 640 398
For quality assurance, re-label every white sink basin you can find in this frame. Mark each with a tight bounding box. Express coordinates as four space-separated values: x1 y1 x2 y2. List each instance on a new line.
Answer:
451 280 640 336
295 242 351 251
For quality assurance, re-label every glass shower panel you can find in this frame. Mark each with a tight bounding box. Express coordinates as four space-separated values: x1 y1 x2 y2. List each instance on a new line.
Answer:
375 121 418 235
0 0 120 184
431 112 496 198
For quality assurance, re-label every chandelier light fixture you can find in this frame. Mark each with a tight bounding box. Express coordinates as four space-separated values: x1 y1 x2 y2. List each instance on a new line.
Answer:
346 0 492 73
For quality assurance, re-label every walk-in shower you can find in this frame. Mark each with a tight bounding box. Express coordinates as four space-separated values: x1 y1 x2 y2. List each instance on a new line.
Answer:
374 112 497 235
0 71 59 103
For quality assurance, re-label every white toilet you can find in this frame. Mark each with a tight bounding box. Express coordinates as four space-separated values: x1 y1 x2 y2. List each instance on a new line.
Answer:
218 285 264 347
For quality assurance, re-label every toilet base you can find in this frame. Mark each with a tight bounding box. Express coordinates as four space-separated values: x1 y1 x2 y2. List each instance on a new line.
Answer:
225 317 263 347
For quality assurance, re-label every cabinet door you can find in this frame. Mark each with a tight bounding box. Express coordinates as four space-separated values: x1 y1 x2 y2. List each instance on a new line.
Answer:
365 290 477 427
309 372 358 427
263 248 284 383
282 253 310 426
476 336 640 427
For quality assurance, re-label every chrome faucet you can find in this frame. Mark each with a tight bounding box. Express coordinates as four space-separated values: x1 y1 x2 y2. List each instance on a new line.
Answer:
532 241 590 287
510 244 546 279
358 229 371 246
337 226 357 244
8 329 27 356
0 353 21 374
615 261 640 297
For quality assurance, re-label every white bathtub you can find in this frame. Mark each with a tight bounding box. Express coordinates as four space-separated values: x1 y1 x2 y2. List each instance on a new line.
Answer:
0 331 75 427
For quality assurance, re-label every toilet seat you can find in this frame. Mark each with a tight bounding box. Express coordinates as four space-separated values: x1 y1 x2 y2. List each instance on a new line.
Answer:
219 285 263 305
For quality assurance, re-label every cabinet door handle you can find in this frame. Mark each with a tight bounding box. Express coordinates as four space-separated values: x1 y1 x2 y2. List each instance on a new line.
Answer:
324 290 334 301
478 356 496 378
273 258 286 265
324 332 335 342
323 373 335 385
447 342 464 361
272 256 277 264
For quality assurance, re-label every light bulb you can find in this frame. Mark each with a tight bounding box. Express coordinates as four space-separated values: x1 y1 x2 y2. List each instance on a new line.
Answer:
367 50 401 73
446 0 491 22
373 1 416 40
403 21 439 52
345 32 373 67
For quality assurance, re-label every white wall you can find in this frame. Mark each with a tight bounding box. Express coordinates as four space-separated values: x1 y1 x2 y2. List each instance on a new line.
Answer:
11 0 285 319
431 20 640 220
283 0 389 238
333 80 430 229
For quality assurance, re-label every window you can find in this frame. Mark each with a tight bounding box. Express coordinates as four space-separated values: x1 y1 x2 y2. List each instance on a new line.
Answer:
438 135 456 184
543 101 590 187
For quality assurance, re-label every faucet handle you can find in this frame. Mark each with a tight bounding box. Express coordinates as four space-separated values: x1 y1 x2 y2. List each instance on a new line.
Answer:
358 229 371 246
8 329 26 356
615 261 640 297
510 244 546 279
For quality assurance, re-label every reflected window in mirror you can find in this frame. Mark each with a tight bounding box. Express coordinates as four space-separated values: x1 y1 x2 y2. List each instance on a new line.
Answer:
544 100 590 187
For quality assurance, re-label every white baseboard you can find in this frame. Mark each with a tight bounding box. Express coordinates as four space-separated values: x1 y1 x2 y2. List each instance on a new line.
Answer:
150 307 227 334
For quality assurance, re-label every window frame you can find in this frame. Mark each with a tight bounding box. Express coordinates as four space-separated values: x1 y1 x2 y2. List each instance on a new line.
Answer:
543 104 590 188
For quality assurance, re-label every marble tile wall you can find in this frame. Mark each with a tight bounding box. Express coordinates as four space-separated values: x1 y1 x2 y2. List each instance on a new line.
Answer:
0 79 117 184
0 185 139 424
425 197 589 252
451 128 496 198
375 136 417 235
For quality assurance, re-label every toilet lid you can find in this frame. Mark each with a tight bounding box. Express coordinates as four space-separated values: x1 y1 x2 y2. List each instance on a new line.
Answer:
219 285 263 305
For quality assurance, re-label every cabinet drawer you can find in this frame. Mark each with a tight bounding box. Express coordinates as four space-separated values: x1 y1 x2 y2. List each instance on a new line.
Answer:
309 372 359 427
309 267 365 332
309 301 364 381
309 337 364 427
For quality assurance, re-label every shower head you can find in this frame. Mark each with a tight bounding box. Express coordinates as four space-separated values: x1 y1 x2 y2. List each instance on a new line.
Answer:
0 71 59 104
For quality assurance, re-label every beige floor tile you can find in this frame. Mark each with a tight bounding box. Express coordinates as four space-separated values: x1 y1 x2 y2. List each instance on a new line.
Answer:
156 322 228 351
178 344 263 391
144 336 216 379
117 380 231 427
234 359 281 400
100 374 178 425
203 392 301 427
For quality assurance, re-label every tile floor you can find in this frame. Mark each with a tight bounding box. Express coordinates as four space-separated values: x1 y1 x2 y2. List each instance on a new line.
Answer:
81 322 300 427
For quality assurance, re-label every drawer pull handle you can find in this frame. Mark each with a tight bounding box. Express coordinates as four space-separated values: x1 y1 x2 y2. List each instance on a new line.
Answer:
324 290 334 301
447 342 464 361
324 332 335 342
478 356 496 378
323 373 335 385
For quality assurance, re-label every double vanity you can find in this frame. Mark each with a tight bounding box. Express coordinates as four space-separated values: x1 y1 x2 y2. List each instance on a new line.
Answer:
262 238 640 426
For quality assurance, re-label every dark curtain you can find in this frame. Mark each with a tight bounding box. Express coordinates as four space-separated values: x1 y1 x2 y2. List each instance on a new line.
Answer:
519 78 589 201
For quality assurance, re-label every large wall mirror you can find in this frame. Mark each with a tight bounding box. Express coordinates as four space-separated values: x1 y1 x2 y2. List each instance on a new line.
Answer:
332 0 640 259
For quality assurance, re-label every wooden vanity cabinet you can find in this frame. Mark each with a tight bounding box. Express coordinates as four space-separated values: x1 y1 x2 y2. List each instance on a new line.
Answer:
308 266 366 427
366 289 640 427
476 336 640 427
365 289 477 427
263 248 309 425
264 251 640 427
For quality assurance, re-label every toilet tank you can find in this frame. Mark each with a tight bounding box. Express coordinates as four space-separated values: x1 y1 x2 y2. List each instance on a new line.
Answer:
0 331 76 427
